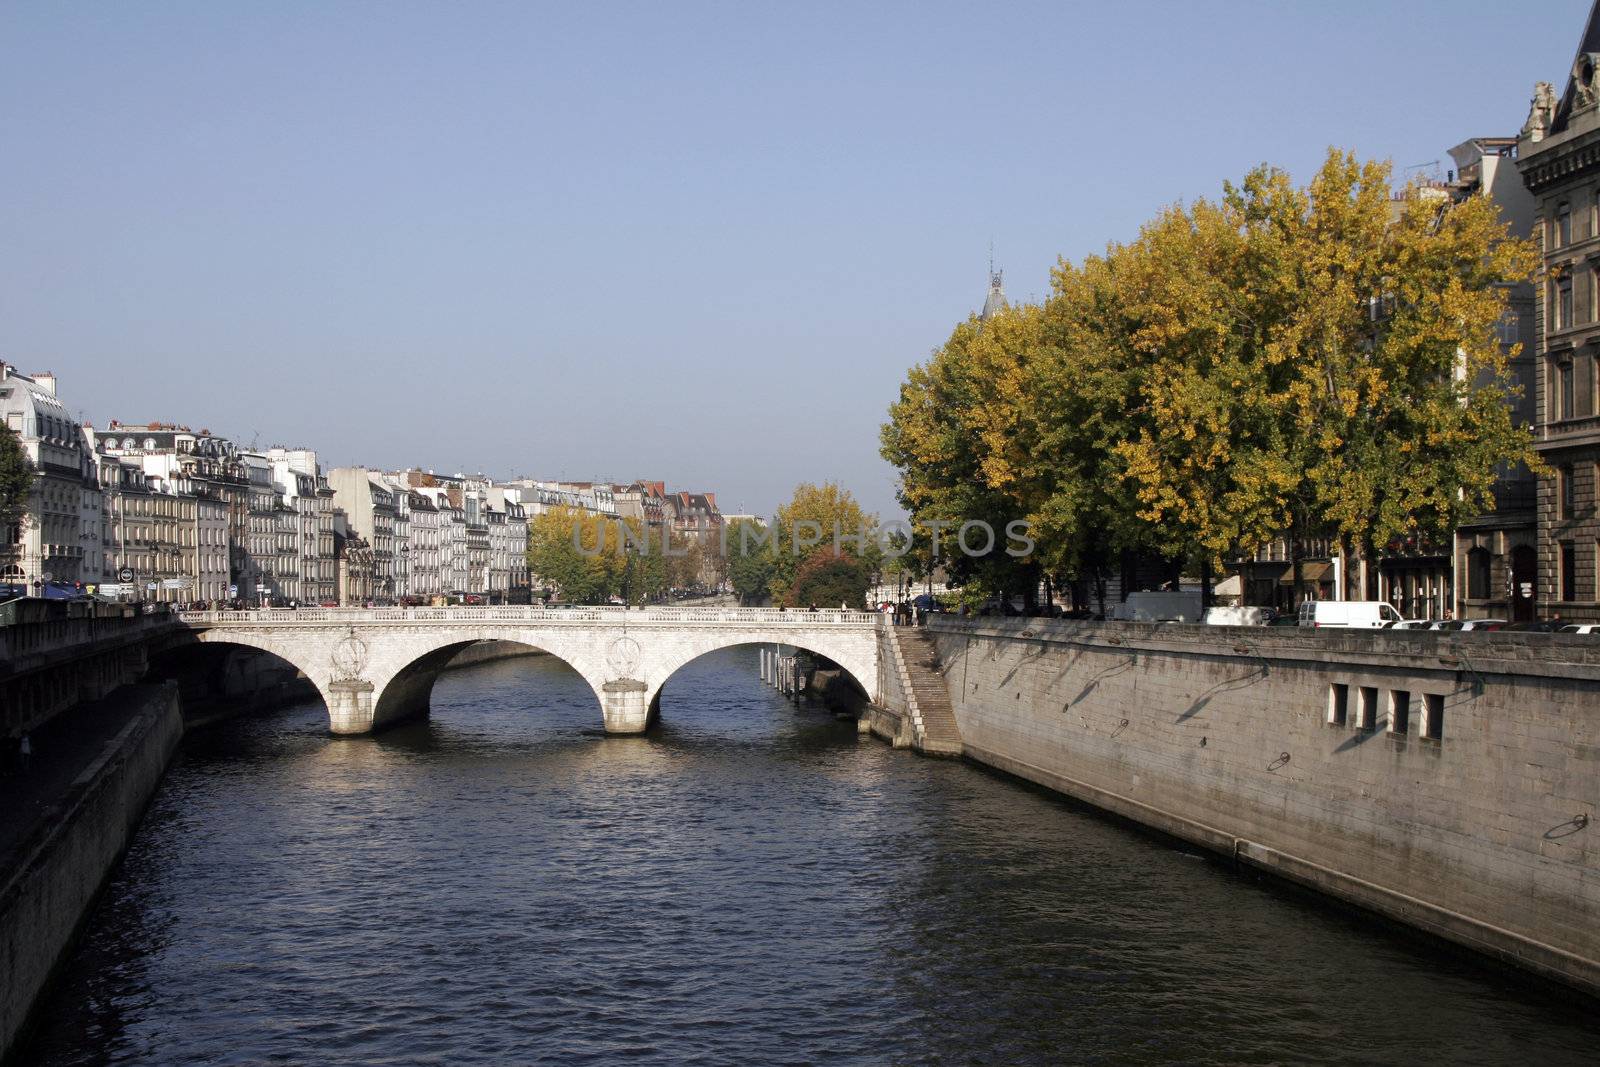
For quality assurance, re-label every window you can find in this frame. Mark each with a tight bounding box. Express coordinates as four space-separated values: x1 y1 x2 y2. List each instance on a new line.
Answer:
1557 202 1572 248
1328 683 1349 726
1466 546 1491 600
1357 686 1379 730
1560 464 1576 519
1423 694 1445 740
1389 690 1411 734
1558 275 1574 329
1496 310 1521 347
1558 360 1575 419
1562 541 1578 601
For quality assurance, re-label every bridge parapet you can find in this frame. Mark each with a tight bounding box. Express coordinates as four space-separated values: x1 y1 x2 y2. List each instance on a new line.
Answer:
178 606 881 628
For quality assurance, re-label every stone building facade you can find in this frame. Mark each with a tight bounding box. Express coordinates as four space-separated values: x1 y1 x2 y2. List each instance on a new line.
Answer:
1448 138 1541 622
1518 14 1600 622
1 365 97 593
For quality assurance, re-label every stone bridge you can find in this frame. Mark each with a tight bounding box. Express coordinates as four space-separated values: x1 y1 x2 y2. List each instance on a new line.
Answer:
172 606 883 735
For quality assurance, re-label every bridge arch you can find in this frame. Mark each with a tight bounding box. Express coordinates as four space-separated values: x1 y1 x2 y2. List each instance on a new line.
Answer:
370 637 604 732
157 633 339 716
642 630 876 715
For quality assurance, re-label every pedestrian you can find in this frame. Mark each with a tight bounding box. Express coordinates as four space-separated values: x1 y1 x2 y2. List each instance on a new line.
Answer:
18 732 31 772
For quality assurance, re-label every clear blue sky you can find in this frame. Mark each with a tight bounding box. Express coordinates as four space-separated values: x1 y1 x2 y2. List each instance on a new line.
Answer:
1 1 1589 516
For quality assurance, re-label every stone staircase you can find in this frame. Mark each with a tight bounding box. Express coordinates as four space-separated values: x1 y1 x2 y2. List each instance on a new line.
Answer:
889 627 964 757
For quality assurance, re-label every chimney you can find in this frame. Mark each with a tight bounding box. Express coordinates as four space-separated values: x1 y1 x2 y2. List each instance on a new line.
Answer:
32 372 57 396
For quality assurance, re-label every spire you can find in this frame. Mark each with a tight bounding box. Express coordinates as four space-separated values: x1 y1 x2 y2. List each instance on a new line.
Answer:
980 263 1007 322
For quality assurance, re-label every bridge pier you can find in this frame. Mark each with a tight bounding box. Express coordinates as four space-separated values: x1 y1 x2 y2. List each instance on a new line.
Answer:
601 679 653 735
326 679 374 735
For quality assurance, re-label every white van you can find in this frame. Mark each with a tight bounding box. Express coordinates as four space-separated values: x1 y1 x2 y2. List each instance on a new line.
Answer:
1297 600 1406 628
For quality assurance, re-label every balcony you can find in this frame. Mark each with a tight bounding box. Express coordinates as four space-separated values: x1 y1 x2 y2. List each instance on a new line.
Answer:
1539 414 1600 446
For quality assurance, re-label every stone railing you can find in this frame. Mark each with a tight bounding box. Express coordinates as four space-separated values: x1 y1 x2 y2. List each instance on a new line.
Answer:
176 606 884 628
2 605 181 670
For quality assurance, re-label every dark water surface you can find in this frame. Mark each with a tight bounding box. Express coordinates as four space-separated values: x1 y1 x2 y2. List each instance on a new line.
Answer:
20 648 1599 1065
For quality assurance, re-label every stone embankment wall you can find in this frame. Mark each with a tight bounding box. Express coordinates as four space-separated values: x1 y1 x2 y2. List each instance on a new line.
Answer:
919 616 1600 995
0 683 183 1056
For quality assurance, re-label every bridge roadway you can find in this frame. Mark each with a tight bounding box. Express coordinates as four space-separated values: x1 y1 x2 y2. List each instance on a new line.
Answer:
173 606 884 735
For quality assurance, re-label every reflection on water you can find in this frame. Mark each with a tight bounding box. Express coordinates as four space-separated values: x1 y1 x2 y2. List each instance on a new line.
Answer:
20 647 1600 1065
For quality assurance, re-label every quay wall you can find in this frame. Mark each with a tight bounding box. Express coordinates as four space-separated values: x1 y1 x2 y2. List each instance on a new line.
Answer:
0 683 183 1056
919 616 1600 995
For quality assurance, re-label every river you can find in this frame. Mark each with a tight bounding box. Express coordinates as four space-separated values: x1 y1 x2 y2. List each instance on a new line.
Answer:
18 647 1600 1065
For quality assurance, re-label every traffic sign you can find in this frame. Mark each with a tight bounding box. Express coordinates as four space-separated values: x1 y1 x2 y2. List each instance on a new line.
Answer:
118 567 134 582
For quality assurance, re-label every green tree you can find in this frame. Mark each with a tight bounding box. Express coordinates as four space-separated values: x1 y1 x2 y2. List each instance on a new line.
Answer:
768 482 880 603
791 549 871 609
882 148 1538 608
0 424 33 538
526 507 670 604
722 517 776 605
881 308 1050 604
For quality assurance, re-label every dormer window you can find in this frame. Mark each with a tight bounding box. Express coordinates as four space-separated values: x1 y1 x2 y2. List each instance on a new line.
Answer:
143 437 156 449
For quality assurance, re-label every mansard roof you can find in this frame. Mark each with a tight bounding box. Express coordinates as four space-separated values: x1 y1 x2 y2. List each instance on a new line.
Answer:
1549 0 1600 136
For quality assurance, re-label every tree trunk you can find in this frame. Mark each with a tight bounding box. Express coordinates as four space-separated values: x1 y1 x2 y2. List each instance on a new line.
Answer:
1338 533 1354 600
1290 512 1305 610
1200 557 1213 611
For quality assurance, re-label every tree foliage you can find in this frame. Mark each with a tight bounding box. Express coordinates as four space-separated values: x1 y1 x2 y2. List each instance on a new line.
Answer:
882 148 1538 601
525 507 667 604
791 549 871 609
722 517 777 605
768 482 881 603
0 424 33 539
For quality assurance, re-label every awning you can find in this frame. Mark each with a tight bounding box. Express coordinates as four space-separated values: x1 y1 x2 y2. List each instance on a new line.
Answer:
1279 562 1330 584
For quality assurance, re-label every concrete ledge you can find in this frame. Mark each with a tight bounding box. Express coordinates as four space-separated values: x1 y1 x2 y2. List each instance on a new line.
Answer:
865 705 911 748
929 615 1600 683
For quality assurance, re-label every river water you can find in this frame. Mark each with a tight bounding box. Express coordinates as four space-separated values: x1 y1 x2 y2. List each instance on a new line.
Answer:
19 648 1599 1065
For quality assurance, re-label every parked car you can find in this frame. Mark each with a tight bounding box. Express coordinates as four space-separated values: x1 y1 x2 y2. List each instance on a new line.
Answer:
1298 600 1410 628
1455 619 1507 631
1387 619 1435 629
1559 623 1600 633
